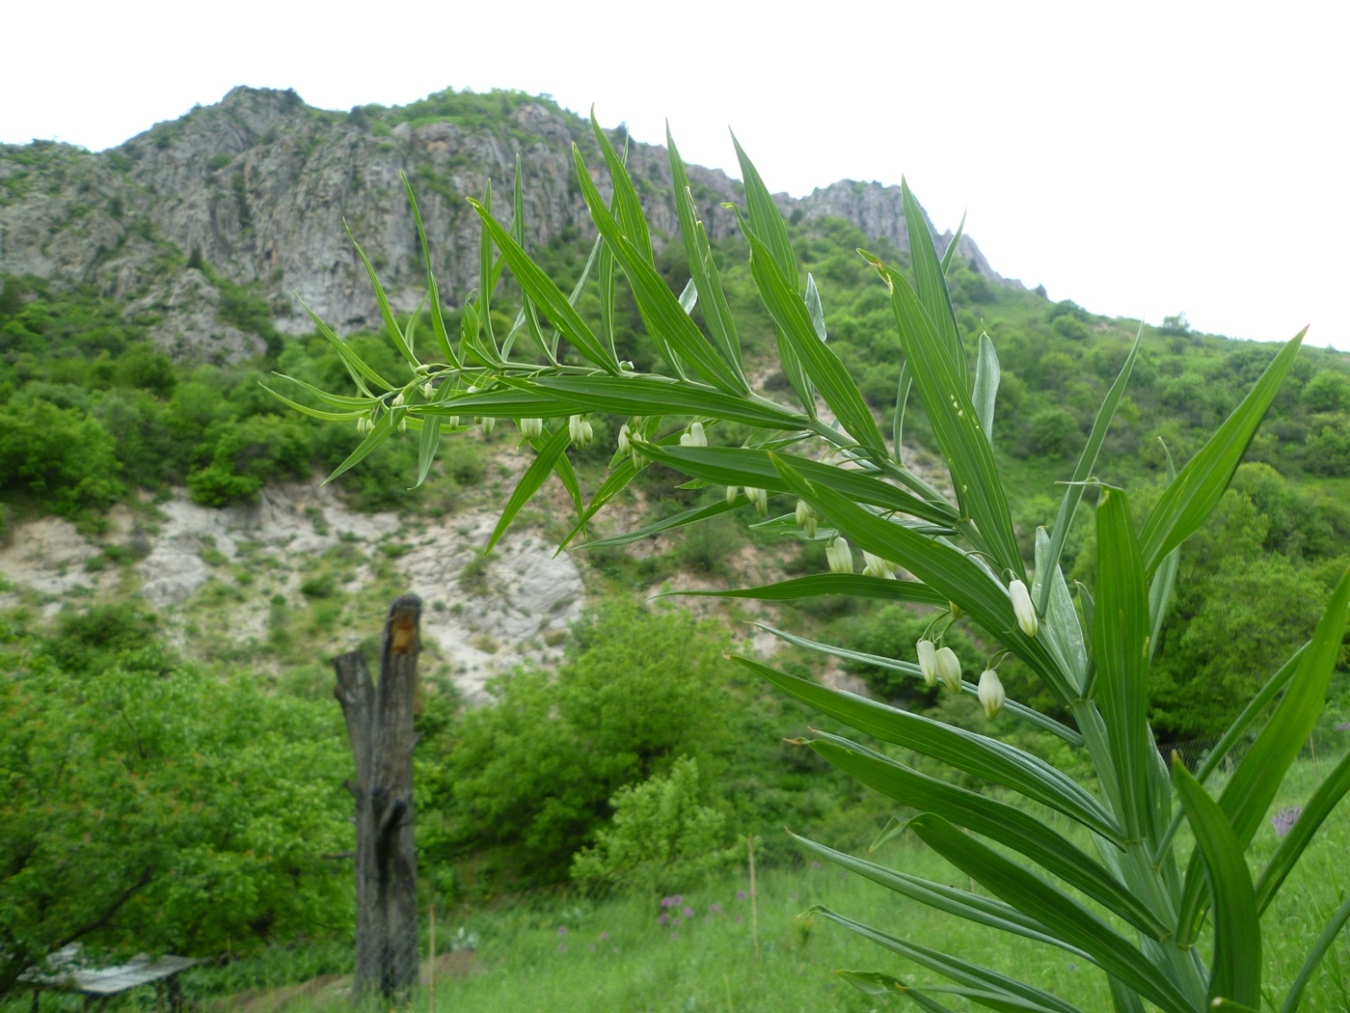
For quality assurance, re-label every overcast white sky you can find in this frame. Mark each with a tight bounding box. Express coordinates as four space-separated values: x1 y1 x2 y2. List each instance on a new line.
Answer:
4 1 1347 350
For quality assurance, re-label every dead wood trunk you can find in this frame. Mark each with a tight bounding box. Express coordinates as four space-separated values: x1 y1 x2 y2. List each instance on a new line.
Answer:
333 594 422 1003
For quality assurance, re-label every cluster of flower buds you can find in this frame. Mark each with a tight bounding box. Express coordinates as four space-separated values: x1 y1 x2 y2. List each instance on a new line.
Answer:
519 418 543 440
679 422 707 448
825 536 853 574
1009 578 1038 637
569 415 594 447
795 499 818 538
422 381 435 399
726 485 739 505
978 668 1006 718
746 487 767 516
861 551 897 580
357 416 375 435
479 416 495 435
916 639 962 692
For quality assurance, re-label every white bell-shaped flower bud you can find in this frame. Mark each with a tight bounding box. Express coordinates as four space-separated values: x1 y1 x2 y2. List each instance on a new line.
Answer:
935 646 962 693
1009 579 1038 637
392 391 406 407
398 416 408 434
747 487 768 517
569 415 586 445
725 485 739 505
795 499 818 538
825 536 853 574
520 418 543 440
479 416 495 435
422 381 435 399
862 551 897 580
445 415 459 428
616 422 632 456
357 416 371 435
916 639 938 688
580 419 594 446
686 422 707 448
978 669 1006 719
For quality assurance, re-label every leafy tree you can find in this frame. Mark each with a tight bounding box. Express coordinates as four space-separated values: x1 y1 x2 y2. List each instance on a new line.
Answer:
0 400 122 516
571 757 738 895
0 612 353 997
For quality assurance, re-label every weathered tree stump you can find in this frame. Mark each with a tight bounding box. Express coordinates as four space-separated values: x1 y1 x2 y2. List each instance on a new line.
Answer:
333 594 422 1003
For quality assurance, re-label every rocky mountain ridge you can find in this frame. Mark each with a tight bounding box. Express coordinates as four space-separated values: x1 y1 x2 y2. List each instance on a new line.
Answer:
0 86 1017 362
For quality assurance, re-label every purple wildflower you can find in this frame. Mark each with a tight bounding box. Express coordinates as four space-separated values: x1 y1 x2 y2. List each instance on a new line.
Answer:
735 914 743 922
673 894 683 905
1337 721 1350 732
811 860 821 869
672 916 683 927
682 906 695 918
709 903 723 914
657 913 669 926
661 896 674 908
1272 806 1303 838
670 931 679 941
557 943 568 954
736 890 747 902
557 925 568 936
599 931 610 941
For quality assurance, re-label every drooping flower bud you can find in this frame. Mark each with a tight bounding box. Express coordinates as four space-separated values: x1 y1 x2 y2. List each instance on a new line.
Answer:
1009 579 1038 637
862 551 897 580
679 421 707 448
580 419 594 446
978 669 1006 718
445 415 460 428
357 416 372 435
569 415 595 447
825 536 853 574
479 416 496 435
398 416 408 434
422 381 435 399
935 647 962 693
616 422 632 456
392 391 406 407
725 485 739 505
916 639 938 688
746 487 768 517
795 499 818 539
519 418 543 440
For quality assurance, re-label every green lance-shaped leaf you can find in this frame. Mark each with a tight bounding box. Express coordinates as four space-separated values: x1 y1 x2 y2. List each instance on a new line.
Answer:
773 454 1073 703
1178 564 1350 943
906 815 1198 1013
573 146 746 394
816 907 1087 1013
402 173 458 368
526 375 806 428
657 573 948 607
259 386 367 423
791 833 1083 956
476 178 500 358
667 126 745 381
634 443 957 525
1138 330 1304 574
804 273 827 342
808 734 1165 938
731 133 815 417
902 178 966 376
940 209 967 275
270 373 380 411
1254 745 1350 913
590 109 652 264
577 498 743 549
1171 760 1261 1008
484 424 573 553
893 358 913 455
745 657 1120 841
1107 978 1147 1013
752 624 1082 744
972 333 1000 443
465 199 621 374
324 409 397 485
743 226 887 454
345 223 419 369
1093 486 1156 843
1279 891 1350 1013
1037 325 1141 613
1030 528 1089 692
839 971 1071 1013
872 254 1024 579
301 301 394 393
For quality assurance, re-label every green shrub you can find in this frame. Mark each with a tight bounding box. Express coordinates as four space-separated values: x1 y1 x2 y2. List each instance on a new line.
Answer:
0 400 122 515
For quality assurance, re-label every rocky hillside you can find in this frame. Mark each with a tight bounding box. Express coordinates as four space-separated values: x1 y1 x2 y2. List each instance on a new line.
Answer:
0 86 1013 362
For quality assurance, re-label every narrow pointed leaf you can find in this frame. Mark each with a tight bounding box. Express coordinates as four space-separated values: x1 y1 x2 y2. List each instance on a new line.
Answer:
577 498 742 549
744 658 1120 840
402 172 458 367
804 273 827 341
901 179 965 375
1139 331 1304 574
745 228 886 453
906 815 1197 1013
590 110 652 262
1037 326 1141 613
1031 528 1088 691
1279 891 1350 1013
816 908 1087 1013
345 224 417 368
893 359 913 455
658 573 946 607
260 386 366 422
1093 486 1155 842
485 424 572 553
414 415 441 488
972 333 1000 442
940 210 967 274
1254 745 1350 913
809 734 1164 938
465 199 621 374
1172 760 1260 1007
324 410 396 484
302 301 393 392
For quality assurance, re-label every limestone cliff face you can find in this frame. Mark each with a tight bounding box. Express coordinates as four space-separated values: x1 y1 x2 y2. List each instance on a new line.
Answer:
0 86 1014 361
